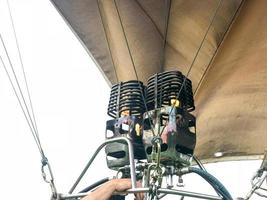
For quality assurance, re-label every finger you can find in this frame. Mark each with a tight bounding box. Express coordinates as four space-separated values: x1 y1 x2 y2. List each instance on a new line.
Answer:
114 179 132 192
135 195 144 200
134 192 144 200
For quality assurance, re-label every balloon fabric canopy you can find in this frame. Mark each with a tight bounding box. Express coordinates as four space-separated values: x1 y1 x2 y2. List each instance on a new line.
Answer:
50 0 267 162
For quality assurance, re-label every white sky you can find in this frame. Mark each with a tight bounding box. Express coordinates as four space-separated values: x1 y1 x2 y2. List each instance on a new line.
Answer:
0 0 265 200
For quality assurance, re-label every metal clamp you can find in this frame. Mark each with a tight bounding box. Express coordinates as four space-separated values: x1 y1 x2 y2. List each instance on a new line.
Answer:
41 157 57 199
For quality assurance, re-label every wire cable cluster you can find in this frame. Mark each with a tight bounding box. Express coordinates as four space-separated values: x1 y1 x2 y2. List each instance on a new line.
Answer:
0 0 57 198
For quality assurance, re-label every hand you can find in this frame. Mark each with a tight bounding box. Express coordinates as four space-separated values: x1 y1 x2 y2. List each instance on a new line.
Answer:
112 179 143 200
81 178 144 200
112 178 132 192
134 180 144 200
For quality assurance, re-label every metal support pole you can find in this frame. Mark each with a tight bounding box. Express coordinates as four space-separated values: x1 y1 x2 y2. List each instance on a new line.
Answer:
68 137 136 194
158 188 222 200
245 171 267 199
60 187 222 200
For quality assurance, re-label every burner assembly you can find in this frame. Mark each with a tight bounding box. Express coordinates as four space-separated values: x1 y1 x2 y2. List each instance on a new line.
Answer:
105 71 196 170
105 80 147 170
65 71 233 200
143 71 196 167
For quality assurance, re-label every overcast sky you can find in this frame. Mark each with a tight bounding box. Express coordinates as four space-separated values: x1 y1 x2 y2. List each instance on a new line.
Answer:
0 1 264 200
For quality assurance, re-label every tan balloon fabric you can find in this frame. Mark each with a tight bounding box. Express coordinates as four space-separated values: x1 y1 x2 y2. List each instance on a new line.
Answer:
194 0 267 161
51 0 119 83
51 0 242 87
97 0 165 83
163 0 242 91
50 0 267 161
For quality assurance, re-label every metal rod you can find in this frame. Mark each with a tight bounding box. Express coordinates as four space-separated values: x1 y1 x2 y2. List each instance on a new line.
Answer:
61 187 222 200
158 188 222 200
245 171 267 199
68 137 136 194
61 188 150 199
60 192 88 199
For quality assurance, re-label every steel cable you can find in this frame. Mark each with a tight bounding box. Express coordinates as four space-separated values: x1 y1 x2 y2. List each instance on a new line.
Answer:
6 0 40 139
0 55 43 155
96 0 119 83
0 2 45 157
113 0 155 135
160 0 172 71
1 1 57 196
193 0 245 95
160 0 223 136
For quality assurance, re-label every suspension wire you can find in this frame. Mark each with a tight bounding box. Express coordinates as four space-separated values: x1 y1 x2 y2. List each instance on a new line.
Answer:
160 0 172 71
160 0 223 136
135 0 163 40
0 33 43 150
113 0 155 135
1 3 57 195
193 155 207 172
0 55 43 155
193 0 245 96
177 0 223 102
6 0 40 139
6 0 39 134
159 0 172 128
96 0 119 83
